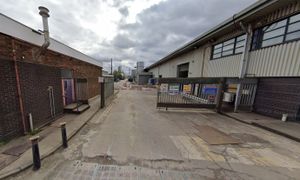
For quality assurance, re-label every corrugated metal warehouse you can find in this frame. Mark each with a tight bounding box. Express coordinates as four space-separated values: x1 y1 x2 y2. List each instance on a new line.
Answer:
0 8 102 140
145 0 300 121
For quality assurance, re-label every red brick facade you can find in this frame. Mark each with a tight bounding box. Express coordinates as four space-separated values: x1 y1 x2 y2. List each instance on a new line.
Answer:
0 33 102 140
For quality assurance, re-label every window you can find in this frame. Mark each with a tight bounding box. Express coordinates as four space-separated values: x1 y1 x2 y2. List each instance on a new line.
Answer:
211 34 246 60
252 13 300 50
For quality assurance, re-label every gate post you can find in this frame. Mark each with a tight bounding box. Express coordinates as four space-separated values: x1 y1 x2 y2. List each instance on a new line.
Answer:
98 76 105 109
100 81 105 108
234 83 242 113
216 78 226 113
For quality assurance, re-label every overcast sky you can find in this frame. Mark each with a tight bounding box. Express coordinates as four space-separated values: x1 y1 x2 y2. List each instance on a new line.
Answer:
0 0 255 72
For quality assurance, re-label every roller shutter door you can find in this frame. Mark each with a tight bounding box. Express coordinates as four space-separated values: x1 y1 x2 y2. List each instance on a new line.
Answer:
254 78 300 121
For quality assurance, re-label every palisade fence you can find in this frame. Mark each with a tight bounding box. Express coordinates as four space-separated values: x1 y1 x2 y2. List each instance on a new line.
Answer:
103 75 114 99
157 78 225 111
156 77 258 112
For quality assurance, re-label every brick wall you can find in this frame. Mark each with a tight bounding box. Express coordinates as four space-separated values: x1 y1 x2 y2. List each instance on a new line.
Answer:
0 33 102 140
19 62 64 129
0 33 101 99
0 60 23 140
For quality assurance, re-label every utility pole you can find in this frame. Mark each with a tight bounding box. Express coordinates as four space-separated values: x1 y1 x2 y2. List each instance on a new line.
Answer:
110 58 113 75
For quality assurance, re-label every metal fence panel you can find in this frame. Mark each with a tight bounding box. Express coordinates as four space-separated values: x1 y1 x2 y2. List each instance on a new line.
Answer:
104 76 114 99
157 78 225 109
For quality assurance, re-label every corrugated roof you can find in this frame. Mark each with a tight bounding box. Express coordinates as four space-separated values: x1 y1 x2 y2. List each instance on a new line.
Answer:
0 13 102 67
145 0 279 70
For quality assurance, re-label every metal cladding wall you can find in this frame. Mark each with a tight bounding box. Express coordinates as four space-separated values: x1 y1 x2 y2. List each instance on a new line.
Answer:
19 62 64 129
254 78 300 121
248 41 300 77
0 60 23 140
104 76 114 99
149 48 205 78
205 54 242 77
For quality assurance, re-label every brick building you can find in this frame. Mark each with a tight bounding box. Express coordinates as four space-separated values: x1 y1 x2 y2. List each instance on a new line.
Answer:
0 12 102 141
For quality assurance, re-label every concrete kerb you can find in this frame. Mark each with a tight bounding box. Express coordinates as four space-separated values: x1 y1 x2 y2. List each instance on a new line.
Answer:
251 122 300 143
0 95 116 180
221 112 300 143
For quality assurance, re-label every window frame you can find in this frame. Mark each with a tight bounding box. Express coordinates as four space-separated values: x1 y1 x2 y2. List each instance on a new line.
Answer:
251 12 300 51
211 34 246 60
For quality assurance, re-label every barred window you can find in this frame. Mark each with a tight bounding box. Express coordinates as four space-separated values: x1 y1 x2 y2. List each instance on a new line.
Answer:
252 13 300 50
211 34 246 60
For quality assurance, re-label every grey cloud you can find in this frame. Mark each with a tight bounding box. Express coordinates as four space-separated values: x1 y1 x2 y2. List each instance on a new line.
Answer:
119 7 129 17
0 0 256 71
112 0 255 67
112 34 136 49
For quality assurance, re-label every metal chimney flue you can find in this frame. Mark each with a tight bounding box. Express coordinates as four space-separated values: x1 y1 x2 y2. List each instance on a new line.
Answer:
39 6 50 50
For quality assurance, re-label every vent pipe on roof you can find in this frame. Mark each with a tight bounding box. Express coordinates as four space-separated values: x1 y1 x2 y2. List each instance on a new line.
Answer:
33 6 50 61
39 6 50 50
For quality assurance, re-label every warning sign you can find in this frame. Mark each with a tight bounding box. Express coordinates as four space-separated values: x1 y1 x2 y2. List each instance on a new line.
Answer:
183 84 192 94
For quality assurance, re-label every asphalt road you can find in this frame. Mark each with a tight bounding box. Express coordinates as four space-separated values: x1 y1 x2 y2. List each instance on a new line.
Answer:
9 88 300 179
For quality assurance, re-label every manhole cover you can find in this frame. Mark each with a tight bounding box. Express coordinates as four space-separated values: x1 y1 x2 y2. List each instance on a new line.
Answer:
193 125 241 145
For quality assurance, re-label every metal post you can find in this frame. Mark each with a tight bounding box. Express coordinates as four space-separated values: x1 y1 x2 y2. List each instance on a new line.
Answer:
216 78 226 113
110 58 113 75
100 82 105 108
30 136 41 170
60 122 68 148
234 83 242 113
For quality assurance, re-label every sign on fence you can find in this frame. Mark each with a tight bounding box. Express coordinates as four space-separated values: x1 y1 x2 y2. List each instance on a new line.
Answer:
169 84 180 95
160 84 168 92
183 84 192 94
202 85 217 95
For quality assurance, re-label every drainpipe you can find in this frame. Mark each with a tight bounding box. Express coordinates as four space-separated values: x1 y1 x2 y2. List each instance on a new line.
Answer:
11 39 27 133
238 22 252 79
234 22 252 112
33 6 50 61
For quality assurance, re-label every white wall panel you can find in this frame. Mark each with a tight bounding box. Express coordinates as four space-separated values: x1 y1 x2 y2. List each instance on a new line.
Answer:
204 54 241 77
248 41 300 77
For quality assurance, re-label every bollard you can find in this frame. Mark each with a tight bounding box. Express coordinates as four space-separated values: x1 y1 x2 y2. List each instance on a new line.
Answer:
60 122 68 148
30 136 41 170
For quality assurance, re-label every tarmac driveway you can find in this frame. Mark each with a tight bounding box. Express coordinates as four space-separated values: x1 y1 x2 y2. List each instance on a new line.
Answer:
9 89 300 179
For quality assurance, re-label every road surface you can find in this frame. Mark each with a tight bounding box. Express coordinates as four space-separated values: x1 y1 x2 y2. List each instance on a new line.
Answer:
9 88 300 179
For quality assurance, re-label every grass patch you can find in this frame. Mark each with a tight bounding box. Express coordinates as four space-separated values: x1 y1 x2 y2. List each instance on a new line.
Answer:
29 129 40 135
0 139 9 147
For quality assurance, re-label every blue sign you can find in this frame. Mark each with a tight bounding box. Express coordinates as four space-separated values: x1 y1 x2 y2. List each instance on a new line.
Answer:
202 87 217 95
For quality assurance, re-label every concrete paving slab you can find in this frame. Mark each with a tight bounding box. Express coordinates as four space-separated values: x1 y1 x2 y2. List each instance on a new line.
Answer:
2 142 30 156
0 154 18 170
225 112 300 142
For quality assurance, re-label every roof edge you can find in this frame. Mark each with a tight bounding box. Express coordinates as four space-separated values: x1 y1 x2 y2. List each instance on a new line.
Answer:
0 13 102 68
145 0 278 70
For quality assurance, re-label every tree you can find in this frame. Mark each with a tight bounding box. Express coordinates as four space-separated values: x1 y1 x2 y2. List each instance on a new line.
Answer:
113 70 124 81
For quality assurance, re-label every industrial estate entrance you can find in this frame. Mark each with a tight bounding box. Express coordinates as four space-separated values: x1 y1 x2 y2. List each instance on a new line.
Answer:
156 78 225 111
156 77 258 113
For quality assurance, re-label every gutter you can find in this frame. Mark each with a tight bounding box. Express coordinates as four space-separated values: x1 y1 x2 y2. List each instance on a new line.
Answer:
234 22 253 113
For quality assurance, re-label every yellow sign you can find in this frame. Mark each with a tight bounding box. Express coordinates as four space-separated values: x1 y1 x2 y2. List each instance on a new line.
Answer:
183 84 191 93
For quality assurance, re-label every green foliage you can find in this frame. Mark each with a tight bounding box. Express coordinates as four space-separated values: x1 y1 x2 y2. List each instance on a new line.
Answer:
113 70 124 81
29 129 40 135
0 139 9 146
